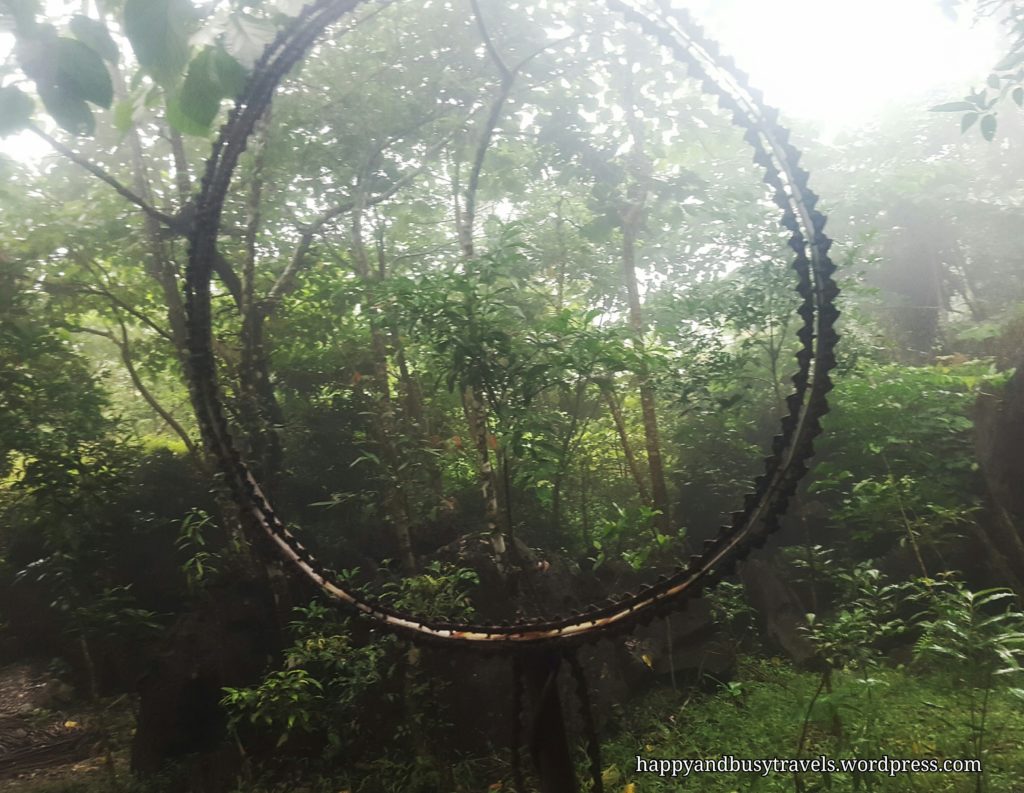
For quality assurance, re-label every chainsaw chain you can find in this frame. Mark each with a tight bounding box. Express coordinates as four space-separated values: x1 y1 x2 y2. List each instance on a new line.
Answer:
184 0 840 651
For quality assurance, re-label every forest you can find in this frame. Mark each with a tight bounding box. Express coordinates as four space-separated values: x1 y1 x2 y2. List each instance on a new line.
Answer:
1 0 1024 791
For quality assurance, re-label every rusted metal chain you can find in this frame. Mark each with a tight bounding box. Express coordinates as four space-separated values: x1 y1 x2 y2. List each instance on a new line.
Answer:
184 0 840 650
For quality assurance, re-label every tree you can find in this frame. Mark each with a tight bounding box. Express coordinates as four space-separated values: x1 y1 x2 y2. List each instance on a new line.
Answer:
933 0 1024 138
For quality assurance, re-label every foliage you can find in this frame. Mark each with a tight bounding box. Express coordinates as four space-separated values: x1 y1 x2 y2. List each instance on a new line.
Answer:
175 509 233 592
221 563 478 757
221 601 385 753
914 579 1024 786
0 0 290 137
803 564 912 674
0 0 1023 791
915 582 1024 694
590 502 680 570
0 257 111 480
810 361 999 559
602 657 1024 793
934 1 1024 139
378 560 479 621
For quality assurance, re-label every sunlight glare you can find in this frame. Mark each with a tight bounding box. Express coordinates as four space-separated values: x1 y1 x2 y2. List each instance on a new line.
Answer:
680 0 1001 132
0 0 1005 163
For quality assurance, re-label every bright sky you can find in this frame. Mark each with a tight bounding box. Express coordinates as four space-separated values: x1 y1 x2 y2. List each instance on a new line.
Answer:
684 0 1000 134
0 0 1003 161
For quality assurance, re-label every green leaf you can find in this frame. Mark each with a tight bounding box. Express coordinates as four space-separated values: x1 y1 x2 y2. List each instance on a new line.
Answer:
0 85 34 137
165 92 208 136
56 38 113 109
224 14 275 69
123 0 192 88
980 114 997 141
1013 87 1023 107
168 46 246 134
37 82 94 135
930 101 977 113
14 24 59 84
69 15 118 63
973 589 1014 608
986 73 1001 90
994 50 1024 71
961 112 979 133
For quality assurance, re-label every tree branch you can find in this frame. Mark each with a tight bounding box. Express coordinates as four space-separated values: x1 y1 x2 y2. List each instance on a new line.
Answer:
470 0 512 81
74 256 176 342
461 6 574 256
460 81 512 257
166 125 193 206
33 122 245 314
29 124 184 232
63 283 174 342
74 323 198 457
261 129 458 316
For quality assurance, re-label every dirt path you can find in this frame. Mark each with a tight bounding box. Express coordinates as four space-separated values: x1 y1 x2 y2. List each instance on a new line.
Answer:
0 664 47 718
0 663 105 786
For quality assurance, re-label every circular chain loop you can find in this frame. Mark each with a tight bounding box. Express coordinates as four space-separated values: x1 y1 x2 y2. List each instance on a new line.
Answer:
184 0 840 650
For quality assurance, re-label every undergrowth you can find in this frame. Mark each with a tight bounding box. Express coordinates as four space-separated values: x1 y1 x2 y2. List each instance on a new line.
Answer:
11 655 1024 793
601 657 1024 793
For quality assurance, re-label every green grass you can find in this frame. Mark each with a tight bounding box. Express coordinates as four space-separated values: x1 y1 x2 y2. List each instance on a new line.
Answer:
600 657 1024 792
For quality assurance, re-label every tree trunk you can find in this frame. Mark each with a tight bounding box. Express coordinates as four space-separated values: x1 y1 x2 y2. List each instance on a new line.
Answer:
374 220 445 504
239 112 286 484
452 146 508 569
114 67 188 358
600 384 651 506
352 204 418 574
551 378 589 532
617 57 672 535
974 356 1024 589
621 221 671 533
462 384 508 566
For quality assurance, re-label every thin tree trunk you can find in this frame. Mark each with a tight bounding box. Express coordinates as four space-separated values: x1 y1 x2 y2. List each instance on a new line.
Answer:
79 635 99 701
374 217 445 503
553 197 567 310
617 60 671 535
114 70 188 357
580 453 592 550
601 383 651 506
551 379 587 530
239 110 286 483
448 0 568 568
462 383 508 564
451 142 508 570
352 203 417 574
112 322 197 457
167 126 192 205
